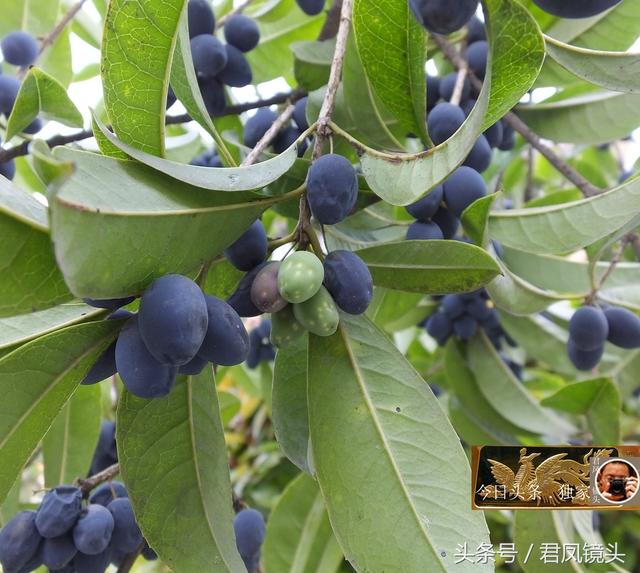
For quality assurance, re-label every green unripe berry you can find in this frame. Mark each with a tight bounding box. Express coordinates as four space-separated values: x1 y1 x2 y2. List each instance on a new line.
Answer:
270 305 305 347
277 251 324 304
293 286 340 337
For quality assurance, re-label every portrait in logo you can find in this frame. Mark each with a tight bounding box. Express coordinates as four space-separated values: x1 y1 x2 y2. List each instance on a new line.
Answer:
596 458 639 504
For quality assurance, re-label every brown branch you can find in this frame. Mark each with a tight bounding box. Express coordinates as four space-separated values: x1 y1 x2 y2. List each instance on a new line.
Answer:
628 232 640 260
242 104 296 166
77 463 120 496
38 0 89 60
450 65 468 107
318 0 344 41
431 33 601 198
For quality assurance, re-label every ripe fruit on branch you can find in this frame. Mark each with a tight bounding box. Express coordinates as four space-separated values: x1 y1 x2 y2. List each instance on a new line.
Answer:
306 154 358 225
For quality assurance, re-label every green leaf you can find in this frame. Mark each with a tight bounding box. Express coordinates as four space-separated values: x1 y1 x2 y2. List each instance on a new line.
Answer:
0 320 119 504
272 335 311 474
0 478 21 527
0 177 71 318
324 206 407 251
461 194 498 247
516 91 640 145
292 40 333 91
307 314 491 573
49 148 279 298
262 473 343 573
246 0 325 85
117 371 246 573
489 177 640 254
367 289 433 333
541 378 621 443
544 36 640 93
353 0 428 143
102 0 185 156
356 240 501 294
43 385 102 486
218 391 241 426
0 302 103 352
5 67 83 140
358 0 544 205
93 114 298 192
467 333 575 437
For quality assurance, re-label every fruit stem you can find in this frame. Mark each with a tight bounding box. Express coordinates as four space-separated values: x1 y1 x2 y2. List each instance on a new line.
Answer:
76 462 121 497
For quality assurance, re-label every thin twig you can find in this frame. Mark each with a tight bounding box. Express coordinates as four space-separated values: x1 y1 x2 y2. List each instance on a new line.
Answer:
77 463 120 496
450 65 468 107
242 104 295 166
216 0 255 29
38 0 89 60
430 33 601 198
589 236 632 299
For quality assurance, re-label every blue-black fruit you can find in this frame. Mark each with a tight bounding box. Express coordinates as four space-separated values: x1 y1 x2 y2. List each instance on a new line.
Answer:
465 41 488 79
463 135 492 173
23 117 43 135
227 262 268 317
234 509 266 573
35 486 82 538
498 122 515 151
244 108 277 147
568 340 603 371
167 86 177 109
569 306 609 351
410 0 479 34
191 148 223 167
432 206 459 239
73 548 111 573
138 275 208 366
427 103 466 145
604 307 640 349
466 296 491 320
1 31 38 66
406 221 444 240
532 0 621 18
0 511 42 573
250 262 288 313
141 542 158 561
191 35 228 77
0 75 20 114
273 125 301 154
438 72 471 103
179 353 209 375
115 317 178 398
72 505 114 556
441 294 464 319
426 75 440 111
467 16 486 44
200 77 226 116
405 186 443 221
293 97 309 131
107 498 142 554
89 482 128 508
83 297 135 310
453 315 477 340
39 535 77 570
296 0 325 15
198 295 249 365
426 312 452 344
219 45 252 87
224 14 260 52
247 320 274 368
0 159 16 180
307 154 358 225
443 166 487 217
224 220 268 272
323 250 373 315
82 341 117 386
483 120 503 149
89 421 118 475
188 0 215 38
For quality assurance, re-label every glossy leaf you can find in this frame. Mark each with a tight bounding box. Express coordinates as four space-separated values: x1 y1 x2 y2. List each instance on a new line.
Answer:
292 40 333 91
541 378 621 444
0 320 119 504
0 177 71 318
353 0 428 142
467 333 575 437
6 67 83 140
357 240 501 294
262 473 343 573
102 0 185 156
272 335 311 474
308 314 491 573
43 385 102 486
49 148 278 298
117 371 246 573
359 0 543 205
489 177 640 254
93 114 298 192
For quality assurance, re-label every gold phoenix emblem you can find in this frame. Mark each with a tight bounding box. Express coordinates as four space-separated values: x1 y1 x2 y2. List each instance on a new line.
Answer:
480 448 614 505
